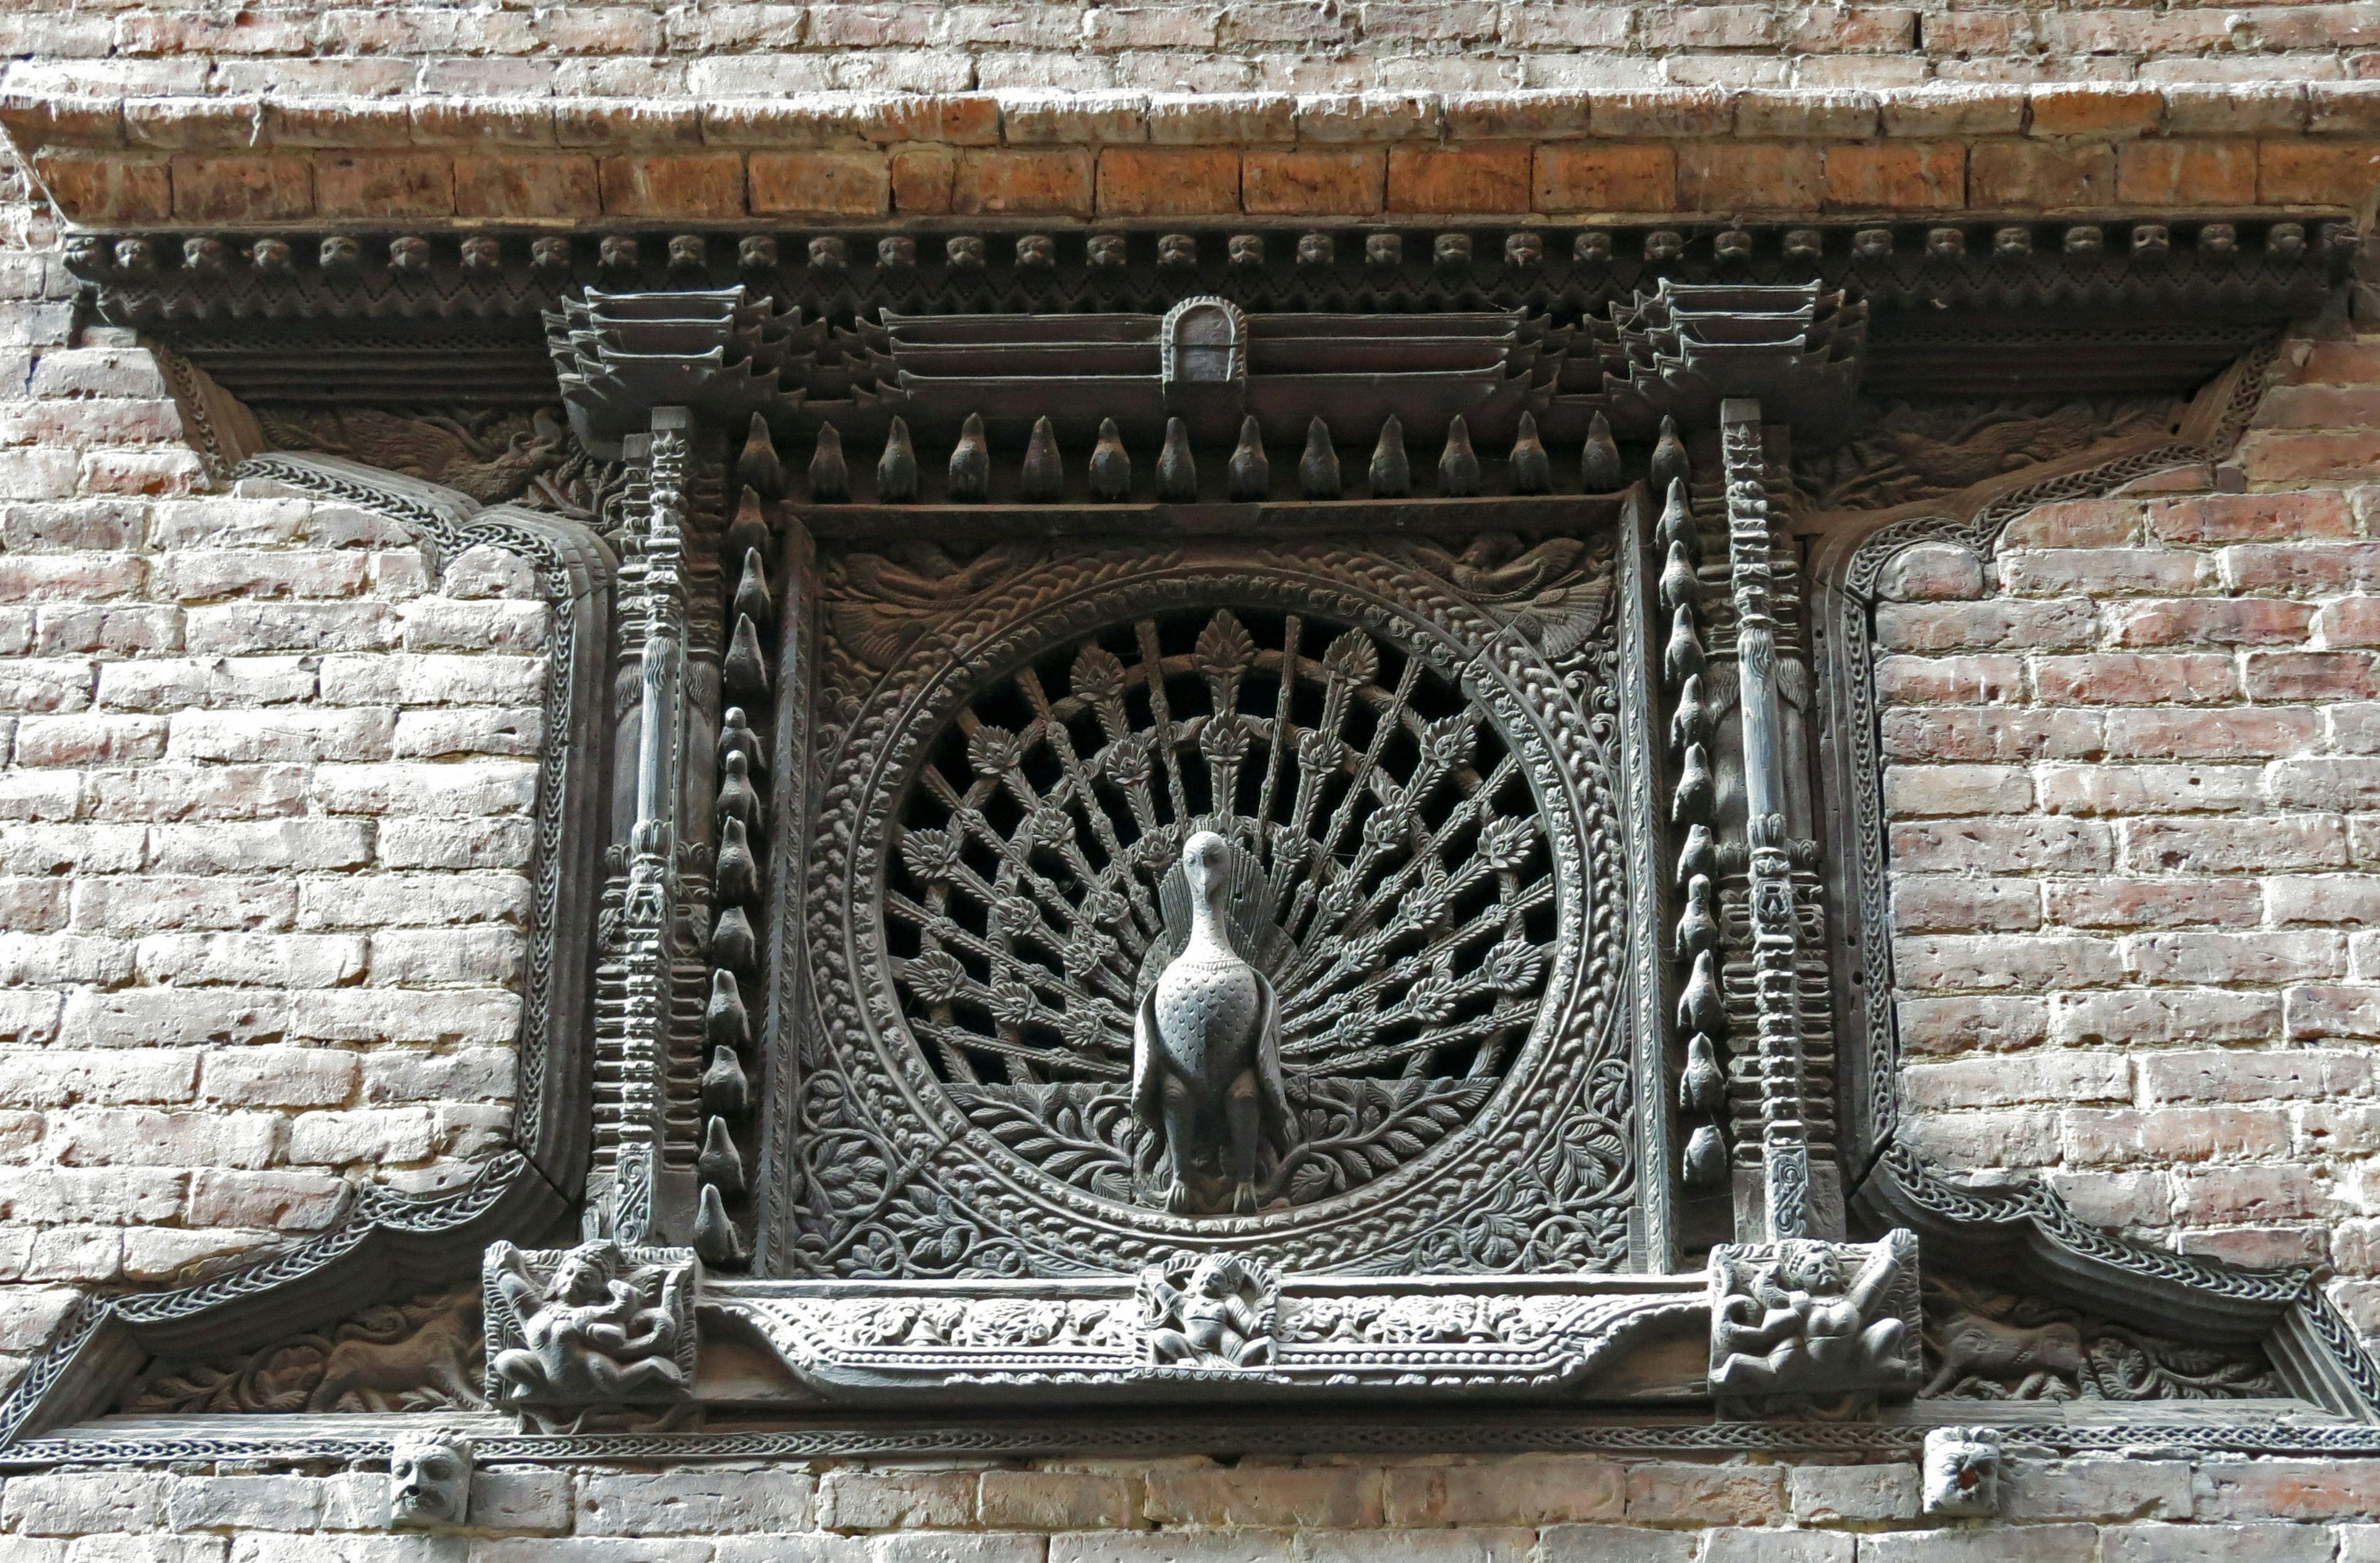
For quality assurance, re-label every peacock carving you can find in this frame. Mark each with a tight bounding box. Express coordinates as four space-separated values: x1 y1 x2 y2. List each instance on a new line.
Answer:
884 604 1559 1213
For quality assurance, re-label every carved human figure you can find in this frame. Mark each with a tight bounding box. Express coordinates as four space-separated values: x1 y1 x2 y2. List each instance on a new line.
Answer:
1146 1255 1275 1368
487 1240 689 1404
387 1431 472 1528
1134 831 1290 1214
1712 1237 1910 1393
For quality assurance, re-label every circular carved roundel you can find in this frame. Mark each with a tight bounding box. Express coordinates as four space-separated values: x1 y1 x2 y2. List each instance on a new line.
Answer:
882 599 1560 1213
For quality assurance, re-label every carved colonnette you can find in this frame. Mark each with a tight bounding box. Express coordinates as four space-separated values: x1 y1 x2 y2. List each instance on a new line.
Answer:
1 217 2375 1461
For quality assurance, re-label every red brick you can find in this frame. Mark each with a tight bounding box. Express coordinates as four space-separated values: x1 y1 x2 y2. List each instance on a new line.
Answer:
1880 707 2106 762
1874 653 2022 704
169 154 312 223
1241 151 1383 216
2033 653 2236 706
1823 142 1963 210
1874 599 2096 652
2245 651 2379 701
454 155 599 221
2117 141 2258 206
749 151 890 217
2110 598 2316 647
1386 146 1533 214
2260 139 2380 205
315 153 454 221
1898 994 2050 1055
891 148 957 214
2224 542 2380 594
599 153 746 219
1098 148 1240 218
1894 875 2041 933
2126 816 2350 874
1678 143 1824 211
2044 878 2262 929
2003 498 2144 550
2241 431 2380 483
2258 384 2380 428
953 151 1093 216
2322 597 2380 647
1968 142 2115 209
34 153 171 225
2292 342 2380 384
1533 144 1676 213
2149 491 2354 543
2102 707 2320 759
1998 547 2208 597
2030 83 2164 139
1892 817 2113 874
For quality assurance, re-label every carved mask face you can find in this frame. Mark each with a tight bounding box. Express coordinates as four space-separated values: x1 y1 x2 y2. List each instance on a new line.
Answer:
1087 235 1127 270
389 1434 471 1528
1015 235 1056 269
1227 234 1263 267
1157 234 1198 270
1365 233 1401 268
1296 233 1333 267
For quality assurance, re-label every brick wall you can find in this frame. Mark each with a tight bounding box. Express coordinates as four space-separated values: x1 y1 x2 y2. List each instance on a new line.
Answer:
10 1451 2380 1559
1886 338 2380 1335
0 240 543 1380
1 0 2378 95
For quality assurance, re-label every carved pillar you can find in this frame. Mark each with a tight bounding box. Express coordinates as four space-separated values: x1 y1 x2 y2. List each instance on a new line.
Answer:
1721 398 1814 1243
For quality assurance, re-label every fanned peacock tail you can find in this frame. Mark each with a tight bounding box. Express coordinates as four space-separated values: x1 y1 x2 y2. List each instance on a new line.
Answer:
884 605 1559 1207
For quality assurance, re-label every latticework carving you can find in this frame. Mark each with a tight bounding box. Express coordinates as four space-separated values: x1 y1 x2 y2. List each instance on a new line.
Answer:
778 534 1636 1279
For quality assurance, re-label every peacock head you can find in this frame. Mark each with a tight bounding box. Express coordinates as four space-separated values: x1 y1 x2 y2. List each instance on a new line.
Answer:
1181 830 1232 910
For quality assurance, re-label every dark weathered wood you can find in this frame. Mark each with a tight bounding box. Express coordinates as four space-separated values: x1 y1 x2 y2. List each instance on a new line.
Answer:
791 492 1633 541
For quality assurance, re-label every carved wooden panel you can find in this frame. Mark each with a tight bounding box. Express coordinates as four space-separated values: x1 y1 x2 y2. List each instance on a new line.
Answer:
773 532 1643 1278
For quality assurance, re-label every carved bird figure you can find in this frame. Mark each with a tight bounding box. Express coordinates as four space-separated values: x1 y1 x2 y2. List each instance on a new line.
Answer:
1134 830 1292 1215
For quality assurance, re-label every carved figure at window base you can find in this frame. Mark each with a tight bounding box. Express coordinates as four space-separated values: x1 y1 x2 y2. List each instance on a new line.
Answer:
1708 1230 1921 1418
482 1240 699 1411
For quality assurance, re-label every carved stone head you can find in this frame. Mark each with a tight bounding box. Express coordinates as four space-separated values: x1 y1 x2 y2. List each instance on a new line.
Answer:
598 234 640 271
741 234 780 270
183 236 229 274
250 237 293 275
1432 232 1471 268
1015 234 1057 270
459 236 503 272
320 236 363 273
388 1431 473 1528
1087 234 1127 270
529 237 571 271
389 236 433 274
1157 233 1199 270
808 236 848 273
878 235 916 270
1504 232 1543 269
946 234 987 270
1922 1426 2003 1518
1227 234 1264 268
1296 232 1333 268
1365 232 1401 268
668 234 708 272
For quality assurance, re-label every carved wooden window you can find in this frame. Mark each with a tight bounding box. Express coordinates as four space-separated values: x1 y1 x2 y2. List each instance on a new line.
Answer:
787 532 1638 1277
